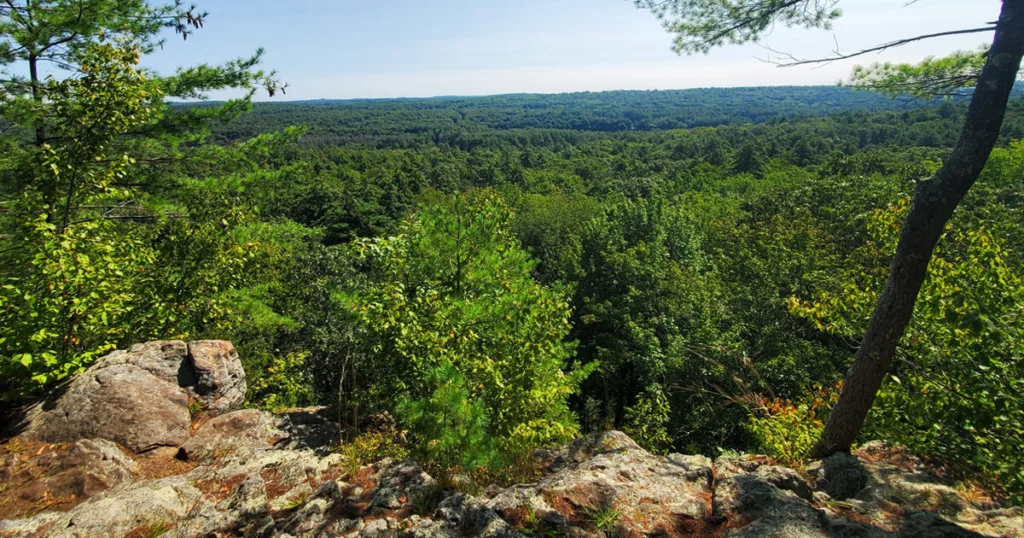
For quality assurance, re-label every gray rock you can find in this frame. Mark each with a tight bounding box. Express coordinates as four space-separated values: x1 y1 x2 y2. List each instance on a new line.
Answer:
15 478 203 538
511 431 714 536
898 512 988 538
274 406 343 453
726 515 830 538
713 465 829 538
435 494 524 538
16 340 245 453
829 518 892 538
715 454 768 478
810 452 871 501
186 340 246 415
754 464 814 501
360 517 394 537
545 430 642 473
20 342 192 452
180 409 285 463
370 460 436 512
0 438 138 518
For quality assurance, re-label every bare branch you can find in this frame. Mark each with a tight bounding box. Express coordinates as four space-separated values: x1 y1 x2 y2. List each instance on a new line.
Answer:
764 26 995 67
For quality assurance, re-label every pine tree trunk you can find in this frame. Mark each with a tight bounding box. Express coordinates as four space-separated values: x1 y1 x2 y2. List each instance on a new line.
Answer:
28 53 45 147
811 0 1024 459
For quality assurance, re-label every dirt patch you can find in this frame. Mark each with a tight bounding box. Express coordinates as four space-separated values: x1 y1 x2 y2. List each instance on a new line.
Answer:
118 446 195 481
660 516 720 537
260 467 296 501
854 444 920 471
0 438 110 520
189 414 212 436
829 503 895 532
347 466 377 493
542 491 584 527
135 454 195 481
501 505 530 528
319 465 346 484
194 473 247 503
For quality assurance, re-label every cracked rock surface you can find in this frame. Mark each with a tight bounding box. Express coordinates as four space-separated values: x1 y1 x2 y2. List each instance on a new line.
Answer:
1 341 1021 538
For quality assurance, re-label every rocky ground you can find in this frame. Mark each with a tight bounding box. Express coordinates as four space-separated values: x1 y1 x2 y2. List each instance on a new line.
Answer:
1 341 1022 538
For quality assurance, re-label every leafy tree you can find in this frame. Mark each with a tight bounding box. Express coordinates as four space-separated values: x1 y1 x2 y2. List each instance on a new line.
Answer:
0 0 287 398
342 192 593 454
0 43 161 394
792 196 1024 497
635 0 1024 458
0 0 200 146
847 49 989 100
0 43 292 397
0 0 283 146
572 195 745 452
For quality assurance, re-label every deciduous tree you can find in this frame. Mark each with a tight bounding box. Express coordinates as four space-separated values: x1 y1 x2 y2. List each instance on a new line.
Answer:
634 0 1024 457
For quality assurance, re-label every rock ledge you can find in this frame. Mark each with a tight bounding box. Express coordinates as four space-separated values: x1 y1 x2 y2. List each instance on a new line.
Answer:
1 341 1020 538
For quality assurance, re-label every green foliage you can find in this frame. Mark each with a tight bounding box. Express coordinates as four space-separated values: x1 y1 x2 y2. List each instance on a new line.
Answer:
745 384 841 465
188 398 206 420
336 431 410 475
0 0 287 400
411 479 454 517
847 49 989 100
247 352 316 411
343 192 592 456
623 384 672 454
210 86 909 146
4 8 1022 498
573 195 745 453
397 362 498 472
584 505 621 532
791 182 1024 497
0 43 159 394
633 0 841 54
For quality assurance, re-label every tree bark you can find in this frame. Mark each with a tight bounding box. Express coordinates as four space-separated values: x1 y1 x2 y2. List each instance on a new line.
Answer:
28 53 46 147
811 0 1024 459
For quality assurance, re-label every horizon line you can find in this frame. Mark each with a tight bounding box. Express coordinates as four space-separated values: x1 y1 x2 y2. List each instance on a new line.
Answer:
178 83 868 105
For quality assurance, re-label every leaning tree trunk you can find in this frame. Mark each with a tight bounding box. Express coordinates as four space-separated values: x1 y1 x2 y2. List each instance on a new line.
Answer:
811 0 1024 459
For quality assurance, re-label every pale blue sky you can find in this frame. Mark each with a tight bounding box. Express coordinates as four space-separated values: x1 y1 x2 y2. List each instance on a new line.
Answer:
142 0 1003 100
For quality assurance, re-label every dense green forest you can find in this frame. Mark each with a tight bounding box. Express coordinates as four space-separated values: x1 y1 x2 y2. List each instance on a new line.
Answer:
208 86 1024 148
208 86 909 145
3 0 1024 505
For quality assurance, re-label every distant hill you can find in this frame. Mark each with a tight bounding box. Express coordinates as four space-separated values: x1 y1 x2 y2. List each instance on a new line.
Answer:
208 86 923 146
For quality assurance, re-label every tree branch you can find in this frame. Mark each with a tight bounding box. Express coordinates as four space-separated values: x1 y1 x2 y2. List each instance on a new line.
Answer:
762 26 996 67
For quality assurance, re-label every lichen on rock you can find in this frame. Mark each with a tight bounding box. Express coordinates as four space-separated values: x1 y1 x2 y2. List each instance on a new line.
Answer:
1 340 1021 538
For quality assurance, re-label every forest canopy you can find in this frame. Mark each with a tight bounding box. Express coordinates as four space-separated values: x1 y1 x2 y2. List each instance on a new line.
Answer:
2 1 1024 503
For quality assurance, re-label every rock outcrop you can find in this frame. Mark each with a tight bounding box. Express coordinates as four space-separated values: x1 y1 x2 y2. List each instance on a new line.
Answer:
13 340 245 453
1 340 1021 538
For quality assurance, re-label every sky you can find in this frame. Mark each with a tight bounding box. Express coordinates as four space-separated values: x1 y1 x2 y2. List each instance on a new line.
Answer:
141 0 1003 101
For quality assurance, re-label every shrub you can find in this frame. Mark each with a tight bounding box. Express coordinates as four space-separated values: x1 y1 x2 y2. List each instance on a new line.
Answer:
247 352 316 411
342 192 593 456
623 383 672 454
336 430 409 475
397 362 499 472
745 383 840 465
792 196 1024 499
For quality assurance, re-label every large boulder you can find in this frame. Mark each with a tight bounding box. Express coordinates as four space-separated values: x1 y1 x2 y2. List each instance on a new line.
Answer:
16 340 245 453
